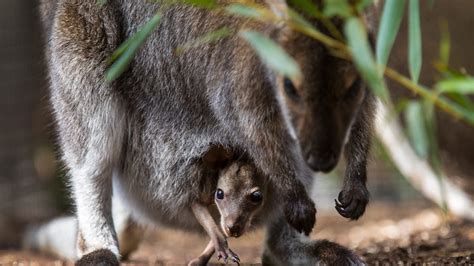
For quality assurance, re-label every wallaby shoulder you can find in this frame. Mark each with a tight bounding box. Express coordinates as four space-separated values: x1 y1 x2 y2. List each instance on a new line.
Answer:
41 0 123 60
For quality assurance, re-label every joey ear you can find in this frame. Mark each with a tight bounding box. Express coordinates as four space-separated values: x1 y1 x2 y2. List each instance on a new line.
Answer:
202 145 234 169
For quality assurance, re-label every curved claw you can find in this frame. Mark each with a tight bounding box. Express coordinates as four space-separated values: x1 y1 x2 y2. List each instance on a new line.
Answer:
335 201 350 218
230 253 240 265
335 187 369 220
337 191 353 208
217 252 229 263
232 257 240 265
335 199 342 208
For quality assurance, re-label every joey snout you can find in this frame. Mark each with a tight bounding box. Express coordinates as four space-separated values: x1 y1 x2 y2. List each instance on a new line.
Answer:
220 216 248 238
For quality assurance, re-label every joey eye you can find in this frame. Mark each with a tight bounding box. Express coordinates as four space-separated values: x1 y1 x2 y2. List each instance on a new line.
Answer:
249 191 263 204
215 189 224 200
344 78 362 99
283 77 300 101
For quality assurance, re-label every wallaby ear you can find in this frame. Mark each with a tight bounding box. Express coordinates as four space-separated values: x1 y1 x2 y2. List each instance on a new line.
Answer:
264 0 289 20
360 2 380 50
202 145 234 169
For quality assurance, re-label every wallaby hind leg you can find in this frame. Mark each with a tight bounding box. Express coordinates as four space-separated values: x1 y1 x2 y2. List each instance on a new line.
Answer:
262 215 365 265
47 1 124 264
22 196 144 262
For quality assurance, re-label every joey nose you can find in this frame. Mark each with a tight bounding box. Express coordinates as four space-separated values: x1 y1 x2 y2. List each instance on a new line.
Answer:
226 224 242 238
306 153 338 173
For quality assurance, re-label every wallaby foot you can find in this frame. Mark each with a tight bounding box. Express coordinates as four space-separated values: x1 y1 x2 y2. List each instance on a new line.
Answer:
311 240 365 265
263 239 364 266
75 249 119 266
264 216 365 265
335 182 369 220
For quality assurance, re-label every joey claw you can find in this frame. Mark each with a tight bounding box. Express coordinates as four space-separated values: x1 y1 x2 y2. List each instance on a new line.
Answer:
229 250 240 265
232 256 240 265
216 246 239 264
217 251 228 263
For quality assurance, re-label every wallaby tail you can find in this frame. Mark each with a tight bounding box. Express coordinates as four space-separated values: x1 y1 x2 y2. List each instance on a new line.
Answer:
23 216 79 261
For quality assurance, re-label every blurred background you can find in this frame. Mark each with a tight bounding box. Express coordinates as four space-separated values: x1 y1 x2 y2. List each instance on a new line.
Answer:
0 0 473 264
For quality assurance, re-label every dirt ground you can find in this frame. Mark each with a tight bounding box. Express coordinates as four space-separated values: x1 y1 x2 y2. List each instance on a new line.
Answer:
1 202 474 265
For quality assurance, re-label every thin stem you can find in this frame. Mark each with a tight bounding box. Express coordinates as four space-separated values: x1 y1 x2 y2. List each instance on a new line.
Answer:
313 10 345 41
288 21 347 52
384 67 474 125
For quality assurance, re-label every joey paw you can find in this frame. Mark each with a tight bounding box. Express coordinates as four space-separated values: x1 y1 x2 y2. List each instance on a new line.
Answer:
284 191 316 235
217 248 240 265
75 249 119 266
335 184 369 220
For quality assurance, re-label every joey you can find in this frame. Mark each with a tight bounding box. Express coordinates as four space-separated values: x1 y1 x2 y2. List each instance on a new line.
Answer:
190 159 267 265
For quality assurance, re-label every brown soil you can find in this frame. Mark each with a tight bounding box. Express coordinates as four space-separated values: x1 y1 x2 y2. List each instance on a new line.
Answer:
1 202 474 265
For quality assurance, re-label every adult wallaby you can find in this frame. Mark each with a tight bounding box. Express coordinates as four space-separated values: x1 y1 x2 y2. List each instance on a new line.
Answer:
33 0 375 264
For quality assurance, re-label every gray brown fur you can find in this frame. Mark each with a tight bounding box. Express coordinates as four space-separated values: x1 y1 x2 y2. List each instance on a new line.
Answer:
39 0 374 264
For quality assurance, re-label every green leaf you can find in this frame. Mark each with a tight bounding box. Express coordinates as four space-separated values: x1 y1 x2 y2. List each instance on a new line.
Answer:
376 0 406 67
356 0 375 13
106 13 161 82
240 30 302 81
323 0 352 18
226 4 266 19
446 93 474 112
408 0 422 83
404 100 429 158
176 27 233 53
289 0 319 16
97 0 107 5
179 0 217 9
345 18 388 100
436 77 474 94
440 96 474 125
287 8 316 29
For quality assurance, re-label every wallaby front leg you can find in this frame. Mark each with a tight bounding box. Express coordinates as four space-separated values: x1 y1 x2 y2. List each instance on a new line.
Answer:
191 203 240 264
336 95 375 220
